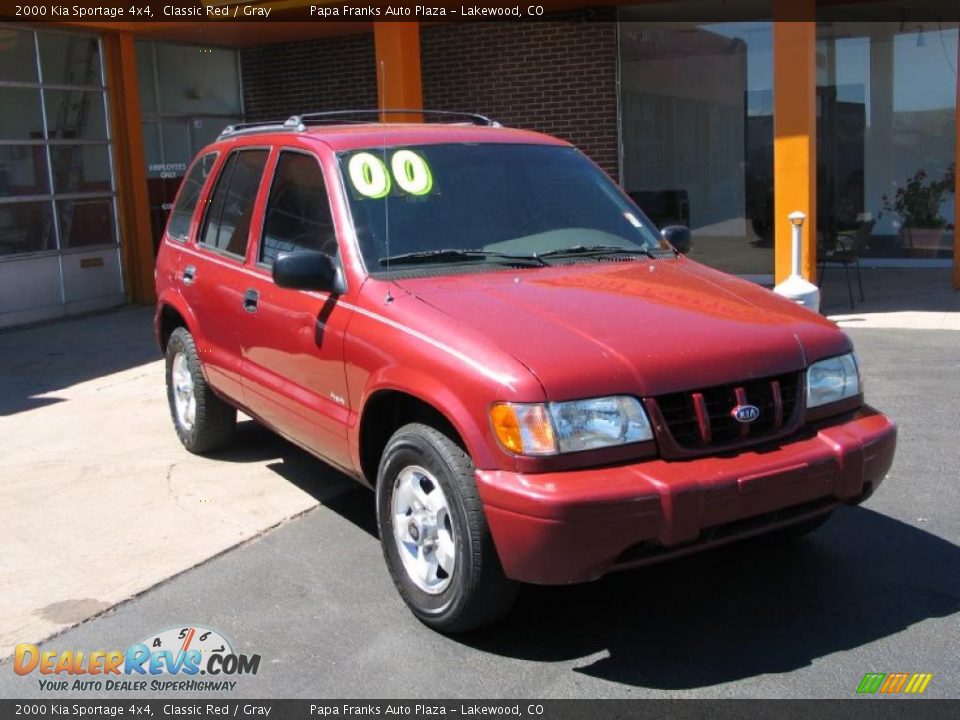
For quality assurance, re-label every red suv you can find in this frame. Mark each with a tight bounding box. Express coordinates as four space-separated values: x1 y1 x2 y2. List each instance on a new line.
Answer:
154 111 896 632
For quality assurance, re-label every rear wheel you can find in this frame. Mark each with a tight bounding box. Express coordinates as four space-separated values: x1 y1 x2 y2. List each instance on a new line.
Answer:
165 327 236 454
376 423 517 633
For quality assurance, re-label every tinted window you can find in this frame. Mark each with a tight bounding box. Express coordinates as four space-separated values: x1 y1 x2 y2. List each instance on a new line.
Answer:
200 149 268 257
167 152 218 241
338 144 662 272
259 152 337 267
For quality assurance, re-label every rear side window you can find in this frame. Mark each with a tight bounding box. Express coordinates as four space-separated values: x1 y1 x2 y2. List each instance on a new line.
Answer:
200 148 269 258
167 152 218 241
259 151 337 268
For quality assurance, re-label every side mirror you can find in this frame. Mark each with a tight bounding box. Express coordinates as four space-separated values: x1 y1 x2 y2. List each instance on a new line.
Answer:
661 225 693 255
273 251 346 294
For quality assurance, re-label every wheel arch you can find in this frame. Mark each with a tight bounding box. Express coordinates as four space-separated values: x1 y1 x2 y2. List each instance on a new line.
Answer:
356 385 493 487
154 291 200 354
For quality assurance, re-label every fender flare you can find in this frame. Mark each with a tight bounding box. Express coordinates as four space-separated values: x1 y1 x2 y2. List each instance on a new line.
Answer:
352 365 502 474
155 288 203 353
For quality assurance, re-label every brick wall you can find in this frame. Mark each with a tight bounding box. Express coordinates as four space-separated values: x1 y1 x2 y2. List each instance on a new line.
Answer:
240 14 620 177
241 33 377 121
421 15 620 178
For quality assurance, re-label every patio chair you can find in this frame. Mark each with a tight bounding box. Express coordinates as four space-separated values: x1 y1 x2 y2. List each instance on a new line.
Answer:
818 219 874 310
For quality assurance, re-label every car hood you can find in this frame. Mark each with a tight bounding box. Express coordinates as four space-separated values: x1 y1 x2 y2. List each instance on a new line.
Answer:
393 259 850 399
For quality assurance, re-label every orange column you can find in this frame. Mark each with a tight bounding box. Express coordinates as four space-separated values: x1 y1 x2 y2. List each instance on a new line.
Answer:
373 22 423 122
954 30 959 289
104 31 155 305
773 11 818 284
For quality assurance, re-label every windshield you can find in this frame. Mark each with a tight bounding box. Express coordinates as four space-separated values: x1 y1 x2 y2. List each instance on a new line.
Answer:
337 143 663 272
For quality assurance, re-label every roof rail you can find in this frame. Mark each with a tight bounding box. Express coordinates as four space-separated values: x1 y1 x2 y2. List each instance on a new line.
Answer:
217 117 302 139
292 109 501 127
217 110 501 141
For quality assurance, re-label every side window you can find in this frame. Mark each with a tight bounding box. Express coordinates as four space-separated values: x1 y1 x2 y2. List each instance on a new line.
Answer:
166 152 218 241
259 151 337 268
199 148 269 258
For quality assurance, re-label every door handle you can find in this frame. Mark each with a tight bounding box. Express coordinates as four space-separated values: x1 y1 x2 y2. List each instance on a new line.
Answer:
182 265 196 286
243 288 259 313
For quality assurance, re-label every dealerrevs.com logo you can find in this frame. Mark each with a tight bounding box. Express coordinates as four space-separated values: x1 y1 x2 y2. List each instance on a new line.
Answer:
13 626 260 692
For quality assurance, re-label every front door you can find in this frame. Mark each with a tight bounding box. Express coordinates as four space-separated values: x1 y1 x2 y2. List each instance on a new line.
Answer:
237 149 354 471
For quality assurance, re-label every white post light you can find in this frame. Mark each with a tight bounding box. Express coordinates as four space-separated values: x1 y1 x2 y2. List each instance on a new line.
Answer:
773 210 821 312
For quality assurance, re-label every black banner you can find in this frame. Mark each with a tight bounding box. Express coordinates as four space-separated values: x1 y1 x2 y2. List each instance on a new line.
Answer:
1 0 960 23
2 700 960 720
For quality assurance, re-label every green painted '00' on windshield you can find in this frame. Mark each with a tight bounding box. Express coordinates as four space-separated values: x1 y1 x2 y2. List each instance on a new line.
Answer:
348 150 433 198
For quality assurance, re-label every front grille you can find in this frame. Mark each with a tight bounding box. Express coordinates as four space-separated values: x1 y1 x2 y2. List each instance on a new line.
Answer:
650 372 801 450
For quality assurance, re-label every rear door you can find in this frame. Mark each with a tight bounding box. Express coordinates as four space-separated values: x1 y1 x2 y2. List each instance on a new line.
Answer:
179 147 269 401
237 148 354 471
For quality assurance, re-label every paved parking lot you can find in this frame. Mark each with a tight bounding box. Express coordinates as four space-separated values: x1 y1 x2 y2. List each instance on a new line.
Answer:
1 290 958 698
0 308 348 659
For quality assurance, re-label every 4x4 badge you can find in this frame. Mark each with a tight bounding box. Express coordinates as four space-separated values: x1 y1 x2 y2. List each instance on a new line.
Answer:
732 405 760 423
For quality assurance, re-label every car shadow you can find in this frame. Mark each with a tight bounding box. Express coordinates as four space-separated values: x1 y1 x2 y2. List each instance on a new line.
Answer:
458 507 960 689
211 419 380 538
205 422 960 691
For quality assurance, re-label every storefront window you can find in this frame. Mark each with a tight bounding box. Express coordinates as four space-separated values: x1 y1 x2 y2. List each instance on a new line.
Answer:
0 27 117 257
0 201 55 256
816 22 957 260
57 198 115 249
0 27 39 83
619 19 774 276
0 87 44 139
136 41 242 250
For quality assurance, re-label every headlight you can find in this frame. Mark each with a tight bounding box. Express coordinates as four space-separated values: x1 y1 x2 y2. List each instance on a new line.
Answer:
490 397 653 455
806 352 861 409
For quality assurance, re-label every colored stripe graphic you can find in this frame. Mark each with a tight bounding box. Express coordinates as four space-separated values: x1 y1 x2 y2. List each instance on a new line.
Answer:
904 674 933 694
857 673 886 694
857 672 932 694
880 673 909 693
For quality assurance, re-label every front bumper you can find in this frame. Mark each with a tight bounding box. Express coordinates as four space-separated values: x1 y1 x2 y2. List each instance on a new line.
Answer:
475 406 896 584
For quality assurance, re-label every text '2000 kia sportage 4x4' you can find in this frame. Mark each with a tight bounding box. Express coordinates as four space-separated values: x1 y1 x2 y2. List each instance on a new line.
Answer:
154 111 896 632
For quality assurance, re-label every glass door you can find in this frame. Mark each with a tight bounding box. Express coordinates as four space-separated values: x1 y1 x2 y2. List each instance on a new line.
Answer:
137 40 242 250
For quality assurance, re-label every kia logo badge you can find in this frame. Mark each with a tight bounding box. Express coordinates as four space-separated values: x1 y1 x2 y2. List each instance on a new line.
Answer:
732 404 760 423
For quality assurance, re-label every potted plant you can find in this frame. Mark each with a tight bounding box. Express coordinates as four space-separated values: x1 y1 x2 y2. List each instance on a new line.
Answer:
879 164 955 256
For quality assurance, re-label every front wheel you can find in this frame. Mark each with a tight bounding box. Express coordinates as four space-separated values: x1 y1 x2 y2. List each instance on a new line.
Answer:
376 423 517 633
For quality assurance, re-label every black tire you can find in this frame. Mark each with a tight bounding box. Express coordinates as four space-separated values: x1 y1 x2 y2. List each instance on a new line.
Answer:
165 327 236 454
376 423 517 633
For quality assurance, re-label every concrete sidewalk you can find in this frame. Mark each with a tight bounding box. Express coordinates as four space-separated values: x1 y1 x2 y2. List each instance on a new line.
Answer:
0 308 353 659
821 267 960 330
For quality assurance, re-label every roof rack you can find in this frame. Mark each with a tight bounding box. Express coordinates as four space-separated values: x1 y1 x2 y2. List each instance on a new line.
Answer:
217 117 303 139
294 109 501 127
218 109 500 139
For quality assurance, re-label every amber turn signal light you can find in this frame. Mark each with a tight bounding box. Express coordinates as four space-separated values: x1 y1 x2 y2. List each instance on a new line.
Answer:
489 403 557 456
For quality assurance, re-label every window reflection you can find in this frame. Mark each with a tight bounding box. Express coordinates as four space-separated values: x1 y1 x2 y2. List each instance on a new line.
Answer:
817 22 957 259
38 32 102 87
0 87 44 140
0 202 55 256
57 198 115 249
44 89 109 141
620 21 775 275
50 145 112 194
0 145 50 197
0 30 117 257
0 28 39 83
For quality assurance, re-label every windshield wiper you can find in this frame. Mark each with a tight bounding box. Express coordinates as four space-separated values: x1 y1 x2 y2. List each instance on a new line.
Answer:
379 249 547 267
535 244 656 259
